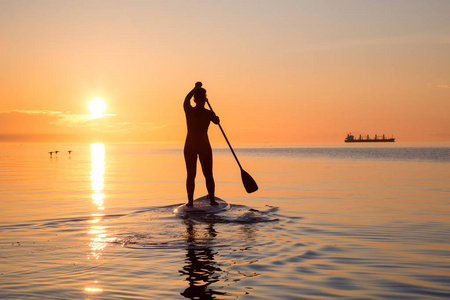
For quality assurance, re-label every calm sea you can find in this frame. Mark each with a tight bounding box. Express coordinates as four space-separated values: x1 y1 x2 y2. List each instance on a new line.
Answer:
1 144 449 299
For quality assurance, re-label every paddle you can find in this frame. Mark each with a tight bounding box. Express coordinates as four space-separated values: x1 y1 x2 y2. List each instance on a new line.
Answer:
206 98 258 193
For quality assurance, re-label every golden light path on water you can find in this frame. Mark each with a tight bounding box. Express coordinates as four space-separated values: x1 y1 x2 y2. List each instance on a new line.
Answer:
85 143 109 295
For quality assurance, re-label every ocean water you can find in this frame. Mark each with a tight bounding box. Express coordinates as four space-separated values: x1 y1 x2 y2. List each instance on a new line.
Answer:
0 144 449 299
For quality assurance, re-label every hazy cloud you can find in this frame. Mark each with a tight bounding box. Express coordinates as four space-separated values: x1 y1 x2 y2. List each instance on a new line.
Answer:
50 113 116 126
426 83 450 89
0 109 117 127
0 109 169 139
0 109 62 115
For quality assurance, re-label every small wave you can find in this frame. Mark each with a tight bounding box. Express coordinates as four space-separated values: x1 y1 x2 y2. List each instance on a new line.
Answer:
110 204 280 250
38 213 127 228
1 203 279 231
177 205 280 224
1 203 280 253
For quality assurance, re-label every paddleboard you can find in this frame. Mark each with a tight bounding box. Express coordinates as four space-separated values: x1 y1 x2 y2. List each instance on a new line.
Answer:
174 195 230 215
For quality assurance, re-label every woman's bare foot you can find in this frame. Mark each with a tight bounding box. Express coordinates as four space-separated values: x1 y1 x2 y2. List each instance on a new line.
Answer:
209 195 218 206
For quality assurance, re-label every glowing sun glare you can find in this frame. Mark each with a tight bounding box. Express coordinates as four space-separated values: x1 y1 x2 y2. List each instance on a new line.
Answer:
89 98 106 119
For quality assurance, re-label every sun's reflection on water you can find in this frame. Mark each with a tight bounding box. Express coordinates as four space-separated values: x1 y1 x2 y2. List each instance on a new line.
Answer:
84 286 102 293
90 143 105 210
88 143 110 259
85 143 109 296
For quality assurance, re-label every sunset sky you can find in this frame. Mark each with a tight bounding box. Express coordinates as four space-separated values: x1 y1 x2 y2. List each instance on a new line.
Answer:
1 0 449 145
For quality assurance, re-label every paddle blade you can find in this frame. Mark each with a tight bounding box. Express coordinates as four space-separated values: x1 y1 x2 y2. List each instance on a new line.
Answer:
241 169 258 193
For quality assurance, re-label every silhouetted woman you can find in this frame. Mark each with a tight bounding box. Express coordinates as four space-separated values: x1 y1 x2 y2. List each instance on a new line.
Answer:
184 82 220 206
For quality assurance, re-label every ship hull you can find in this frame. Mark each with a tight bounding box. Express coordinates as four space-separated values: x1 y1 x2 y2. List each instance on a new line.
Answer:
345 139 395 143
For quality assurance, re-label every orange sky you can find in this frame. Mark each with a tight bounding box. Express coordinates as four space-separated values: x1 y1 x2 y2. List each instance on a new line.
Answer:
1 1 449 145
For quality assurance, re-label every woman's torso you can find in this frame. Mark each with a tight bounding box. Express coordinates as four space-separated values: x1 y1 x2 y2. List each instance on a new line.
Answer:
184 107 214 148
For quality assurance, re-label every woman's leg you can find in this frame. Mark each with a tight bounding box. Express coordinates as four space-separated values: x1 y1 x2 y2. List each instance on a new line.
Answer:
199 147 217 205
184 147 197 206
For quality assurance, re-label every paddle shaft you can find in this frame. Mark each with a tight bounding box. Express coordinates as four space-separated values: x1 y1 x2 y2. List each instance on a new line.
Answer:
205 99 243 170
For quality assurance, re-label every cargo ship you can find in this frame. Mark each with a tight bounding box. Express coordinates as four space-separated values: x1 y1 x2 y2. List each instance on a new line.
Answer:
345 133 395 143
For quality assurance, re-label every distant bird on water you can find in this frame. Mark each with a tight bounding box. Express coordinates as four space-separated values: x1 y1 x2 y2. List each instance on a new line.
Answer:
49 152 53 158
68 150 72 155
54 151 59 157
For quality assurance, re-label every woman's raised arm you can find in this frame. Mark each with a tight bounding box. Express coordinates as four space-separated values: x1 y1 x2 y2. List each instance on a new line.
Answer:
184 82 202 110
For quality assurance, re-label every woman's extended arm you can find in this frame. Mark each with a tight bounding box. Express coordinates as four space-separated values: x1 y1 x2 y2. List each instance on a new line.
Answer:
184 82 202 110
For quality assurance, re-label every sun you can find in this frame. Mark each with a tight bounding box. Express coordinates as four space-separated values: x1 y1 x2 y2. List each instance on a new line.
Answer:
88 97 106 119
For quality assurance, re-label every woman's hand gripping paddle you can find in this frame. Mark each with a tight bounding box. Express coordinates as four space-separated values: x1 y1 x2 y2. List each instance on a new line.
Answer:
206 98 258 193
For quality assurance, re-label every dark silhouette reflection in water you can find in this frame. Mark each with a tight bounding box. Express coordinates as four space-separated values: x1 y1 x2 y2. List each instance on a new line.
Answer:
180 219 226 299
